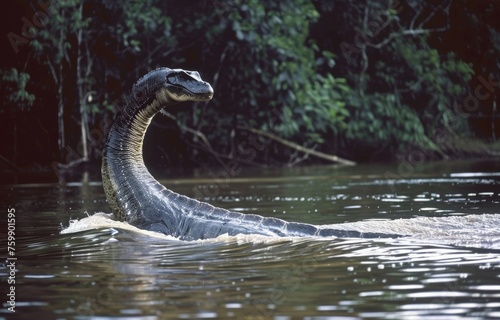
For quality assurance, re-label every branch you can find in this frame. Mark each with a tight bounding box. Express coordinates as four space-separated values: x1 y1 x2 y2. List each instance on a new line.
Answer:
46 58 59 86
367 26 448 49
211 44 230 92
409 3 423 30
238 126 356 166
184 138 269 168
57 157 87 170
160 110 226 167
367 0 451 49
0 153 19 172
418 0 451 30
160 112 356 166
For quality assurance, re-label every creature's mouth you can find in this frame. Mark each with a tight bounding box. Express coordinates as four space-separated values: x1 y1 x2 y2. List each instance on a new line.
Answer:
168 86 213 102
181 85 213 100
196 90 214 101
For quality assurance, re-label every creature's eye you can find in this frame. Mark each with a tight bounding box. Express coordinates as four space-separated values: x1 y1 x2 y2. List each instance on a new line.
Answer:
167 71 200 87
166 73 181 86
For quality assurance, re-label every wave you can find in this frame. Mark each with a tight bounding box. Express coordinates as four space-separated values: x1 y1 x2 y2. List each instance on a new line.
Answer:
326 214 500 249
61 212 500 249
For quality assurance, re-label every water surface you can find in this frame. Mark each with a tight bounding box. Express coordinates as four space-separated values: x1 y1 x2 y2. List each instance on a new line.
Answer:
1 160 500 319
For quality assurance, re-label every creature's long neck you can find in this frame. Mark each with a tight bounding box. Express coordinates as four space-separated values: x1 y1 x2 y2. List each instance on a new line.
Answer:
101 75 401 241
109 91 168 160
102 92 173 224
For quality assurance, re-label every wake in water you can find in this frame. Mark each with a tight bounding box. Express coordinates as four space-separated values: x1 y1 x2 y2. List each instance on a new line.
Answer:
61 213 500 249
328 214 500 249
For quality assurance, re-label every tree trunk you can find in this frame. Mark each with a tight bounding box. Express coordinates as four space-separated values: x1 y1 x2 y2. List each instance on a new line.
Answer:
57 30 65 156
76 0 88 161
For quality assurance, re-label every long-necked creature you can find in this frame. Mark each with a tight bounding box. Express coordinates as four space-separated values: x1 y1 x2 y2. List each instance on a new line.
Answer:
102 68 400 240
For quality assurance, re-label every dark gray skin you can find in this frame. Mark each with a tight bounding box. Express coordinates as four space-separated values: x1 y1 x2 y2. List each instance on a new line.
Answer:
102 67 402 240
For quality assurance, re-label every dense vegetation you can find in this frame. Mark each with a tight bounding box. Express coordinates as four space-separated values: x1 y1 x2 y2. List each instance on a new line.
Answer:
1 0 499 182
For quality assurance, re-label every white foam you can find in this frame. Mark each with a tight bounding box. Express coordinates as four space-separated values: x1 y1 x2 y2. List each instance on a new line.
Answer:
60 212 284 244
60 212 500 248
61 212 176 241
325 214 500 249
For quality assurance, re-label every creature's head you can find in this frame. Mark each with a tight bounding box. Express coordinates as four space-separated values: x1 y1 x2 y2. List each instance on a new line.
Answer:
163 69 214 102
130 67 213 107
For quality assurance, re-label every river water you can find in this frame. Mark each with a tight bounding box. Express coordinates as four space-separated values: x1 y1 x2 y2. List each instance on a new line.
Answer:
1 160 500 319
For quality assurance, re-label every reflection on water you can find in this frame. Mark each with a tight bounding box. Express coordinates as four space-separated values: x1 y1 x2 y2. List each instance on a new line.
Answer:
1 160 500 319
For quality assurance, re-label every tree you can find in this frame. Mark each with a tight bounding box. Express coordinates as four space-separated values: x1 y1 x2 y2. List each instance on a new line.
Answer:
1 0 499 183
312 0 474 159
1 68 35 170
29 0 175 178
163 0 351 166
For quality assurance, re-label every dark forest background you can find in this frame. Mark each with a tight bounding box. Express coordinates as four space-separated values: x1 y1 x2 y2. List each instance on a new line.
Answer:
1 0 500 183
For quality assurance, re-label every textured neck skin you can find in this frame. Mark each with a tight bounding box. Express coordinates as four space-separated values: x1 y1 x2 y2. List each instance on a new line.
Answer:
102 88 172 228
102 68 401 240
102 68 182 234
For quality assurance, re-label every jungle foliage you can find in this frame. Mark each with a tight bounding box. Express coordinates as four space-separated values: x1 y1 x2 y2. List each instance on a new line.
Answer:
1 0 500 180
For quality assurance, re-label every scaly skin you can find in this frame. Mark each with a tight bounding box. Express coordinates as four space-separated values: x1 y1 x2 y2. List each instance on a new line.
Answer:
102 67 401 240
